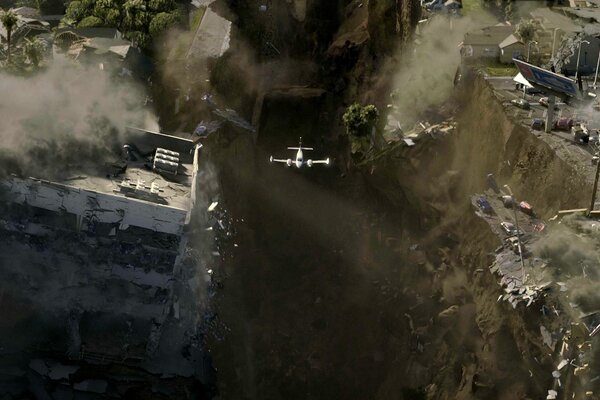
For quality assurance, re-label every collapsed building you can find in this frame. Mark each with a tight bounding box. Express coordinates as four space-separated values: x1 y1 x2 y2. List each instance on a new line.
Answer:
0 129 215 398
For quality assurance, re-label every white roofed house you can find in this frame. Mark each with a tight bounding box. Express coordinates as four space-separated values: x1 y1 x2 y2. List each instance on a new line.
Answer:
499 33 525 64
461 24 515 63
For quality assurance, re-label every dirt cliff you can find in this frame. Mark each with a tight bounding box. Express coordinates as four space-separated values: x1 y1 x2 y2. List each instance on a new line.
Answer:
204 70 595 399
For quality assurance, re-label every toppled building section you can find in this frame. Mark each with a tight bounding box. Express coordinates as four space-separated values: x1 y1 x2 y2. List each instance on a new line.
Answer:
0 128 215 397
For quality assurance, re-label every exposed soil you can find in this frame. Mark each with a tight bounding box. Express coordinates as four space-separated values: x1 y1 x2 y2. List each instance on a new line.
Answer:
201 72 595 400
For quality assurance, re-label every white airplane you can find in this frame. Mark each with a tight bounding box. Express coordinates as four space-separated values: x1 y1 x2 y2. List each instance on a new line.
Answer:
269 138 330 168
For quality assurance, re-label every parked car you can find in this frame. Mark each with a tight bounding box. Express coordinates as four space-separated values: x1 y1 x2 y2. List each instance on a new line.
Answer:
533 222 546 233
501 221 515 235
553 117 573 131
476 197 493 214
518 201 534 216
506 236 521 254
500 221 524 236
572 123 590 144
538 97 559 110
511 98 530 110
515 84 542 94
531 118 545 130
501 195 514 208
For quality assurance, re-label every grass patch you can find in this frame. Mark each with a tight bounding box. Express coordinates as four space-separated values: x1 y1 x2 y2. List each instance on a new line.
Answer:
190 6 206 31
165 6 206 61
461 0 483 15
483 64 517 77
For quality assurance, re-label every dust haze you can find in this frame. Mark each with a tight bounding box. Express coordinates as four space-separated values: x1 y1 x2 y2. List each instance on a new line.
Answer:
0 58 151 178
389 13 494 126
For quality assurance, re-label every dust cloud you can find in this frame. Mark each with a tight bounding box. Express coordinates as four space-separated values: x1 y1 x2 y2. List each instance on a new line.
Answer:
531 216 600 312
0 58 151 178
389 13 495 126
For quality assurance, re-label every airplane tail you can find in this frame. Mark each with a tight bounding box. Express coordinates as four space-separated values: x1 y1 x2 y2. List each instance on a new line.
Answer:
287 137 313 151
287 147 313 151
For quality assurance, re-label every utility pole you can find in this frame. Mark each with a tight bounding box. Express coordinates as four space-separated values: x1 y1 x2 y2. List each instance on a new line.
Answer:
551 28 560 61
545 94 555 133
589 158 600 216
575 39 590 81
594 48 600 89
504 185 526 283
523 41 539 99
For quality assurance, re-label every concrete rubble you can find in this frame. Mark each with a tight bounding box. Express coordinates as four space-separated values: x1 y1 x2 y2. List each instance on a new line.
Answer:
472 183 600 399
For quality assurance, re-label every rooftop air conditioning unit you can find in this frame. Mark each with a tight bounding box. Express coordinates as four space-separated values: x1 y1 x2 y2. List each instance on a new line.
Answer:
153 148 180 175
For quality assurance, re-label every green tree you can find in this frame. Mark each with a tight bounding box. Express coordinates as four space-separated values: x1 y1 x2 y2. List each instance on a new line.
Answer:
78 15 104 27
515 19 536 44
123 0 149 31
127 30 149 48
93 0 121 26
65 0 95 24
149 11 178 37
342 103 379 137
23 36 45 67
1 10 18 64
515 19 538 61
148 0 174 13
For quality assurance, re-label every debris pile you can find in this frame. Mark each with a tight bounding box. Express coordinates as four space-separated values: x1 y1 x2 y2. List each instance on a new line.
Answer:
383 117 456 145
494 272 551 308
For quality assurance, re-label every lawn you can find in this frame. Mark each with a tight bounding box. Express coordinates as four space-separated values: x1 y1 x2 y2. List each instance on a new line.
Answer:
484 64 518 77
190 6 206 31
461 0 483 15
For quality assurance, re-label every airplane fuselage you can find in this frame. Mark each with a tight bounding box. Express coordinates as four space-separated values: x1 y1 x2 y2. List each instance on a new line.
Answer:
295 149 303 168
269 137 328 168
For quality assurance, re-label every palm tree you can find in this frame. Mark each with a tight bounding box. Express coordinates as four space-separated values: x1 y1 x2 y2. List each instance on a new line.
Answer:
23 37 45 67
1 9 18 64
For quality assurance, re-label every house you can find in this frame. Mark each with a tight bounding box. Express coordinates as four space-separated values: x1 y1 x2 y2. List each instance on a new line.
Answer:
0 14 50 46
461 24 515 62
39 14 64 28
13 6 40 19
54 27 123 41
499 34 525 63
54 28 123 57
56 32 152 79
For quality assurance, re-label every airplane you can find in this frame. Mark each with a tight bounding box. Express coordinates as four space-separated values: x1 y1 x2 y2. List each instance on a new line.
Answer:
269 137 330 168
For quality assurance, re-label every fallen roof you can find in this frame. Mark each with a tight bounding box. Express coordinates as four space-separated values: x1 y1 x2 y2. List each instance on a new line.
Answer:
499 33 523 49
55 27 122 40
83 37 133 58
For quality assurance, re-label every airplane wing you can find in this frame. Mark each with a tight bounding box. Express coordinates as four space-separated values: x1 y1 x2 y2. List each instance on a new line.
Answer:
269 156 288 163
287 147 313 151
311 158 330 165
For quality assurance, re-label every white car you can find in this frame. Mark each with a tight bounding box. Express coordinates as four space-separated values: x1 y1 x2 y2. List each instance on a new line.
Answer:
500 221 524 236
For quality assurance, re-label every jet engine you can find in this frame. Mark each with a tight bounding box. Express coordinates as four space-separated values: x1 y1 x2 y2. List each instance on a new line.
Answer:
307 160 313 167
286 159 292 167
